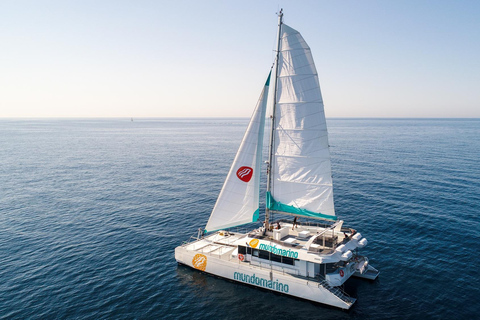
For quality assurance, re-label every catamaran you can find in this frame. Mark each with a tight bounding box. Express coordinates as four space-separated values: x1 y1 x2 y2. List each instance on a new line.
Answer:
174 10 379 309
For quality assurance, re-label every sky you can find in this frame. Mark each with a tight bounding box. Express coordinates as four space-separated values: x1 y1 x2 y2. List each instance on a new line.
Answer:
1 0 479 118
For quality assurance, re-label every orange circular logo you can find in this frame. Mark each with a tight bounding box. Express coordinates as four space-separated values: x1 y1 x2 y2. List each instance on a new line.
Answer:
192 254 207 271
249 239 259 248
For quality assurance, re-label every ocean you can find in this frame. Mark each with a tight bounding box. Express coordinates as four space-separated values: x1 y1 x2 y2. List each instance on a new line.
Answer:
0 118 479 319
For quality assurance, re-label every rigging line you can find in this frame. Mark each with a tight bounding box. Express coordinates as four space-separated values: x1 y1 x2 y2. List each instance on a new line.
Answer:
277 52 318 73
277 124 326 149
277 99 323 104
280 29 307 43
277 49 317 72
284 71 317 78
278 86 321 98
273 157 332 167
276 123 302 153
278 85 322 97
276 137 329 149
281 48 314 59
277 65 318 73
271 177 334 187
273 108 326 119
278 74 318 84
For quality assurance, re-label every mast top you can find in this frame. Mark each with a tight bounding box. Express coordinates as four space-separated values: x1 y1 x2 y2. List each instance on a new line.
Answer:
277 8 283 22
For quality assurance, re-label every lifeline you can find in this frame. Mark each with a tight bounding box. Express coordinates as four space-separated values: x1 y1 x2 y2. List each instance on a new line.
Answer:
233 272 289 293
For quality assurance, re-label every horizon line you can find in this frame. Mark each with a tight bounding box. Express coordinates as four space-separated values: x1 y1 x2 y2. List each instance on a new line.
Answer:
1 116 479 120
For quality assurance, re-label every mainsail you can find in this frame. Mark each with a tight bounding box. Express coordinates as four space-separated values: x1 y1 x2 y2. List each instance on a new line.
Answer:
267 24 336 221
205 74 270 232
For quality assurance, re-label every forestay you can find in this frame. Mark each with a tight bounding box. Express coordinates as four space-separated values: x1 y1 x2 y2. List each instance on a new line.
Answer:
268 24 336 221
205 74 270 232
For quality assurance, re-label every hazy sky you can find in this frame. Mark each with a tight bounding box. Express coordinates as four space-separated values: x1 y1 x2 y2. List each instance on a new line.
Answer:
1 0 479 118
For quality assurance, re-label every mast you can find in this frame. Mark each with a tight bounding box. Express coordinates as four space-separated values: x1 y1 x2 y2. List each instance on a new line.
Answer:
265 9 283 230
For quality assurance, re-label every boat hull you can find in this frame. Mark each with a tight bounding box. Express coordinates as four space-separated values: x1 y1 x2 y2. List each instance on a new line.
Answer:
175 245 355 310
353 265 380 280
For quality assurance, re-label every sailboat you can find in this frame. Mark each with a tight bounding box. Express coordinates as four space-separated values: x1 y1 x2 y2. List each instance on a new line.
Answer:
174 10 379 309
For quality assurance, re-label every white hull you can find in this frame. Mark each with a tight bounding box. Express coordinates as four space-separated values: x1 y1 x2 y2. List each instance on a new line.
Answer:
353 265 380 280
175 229 361 310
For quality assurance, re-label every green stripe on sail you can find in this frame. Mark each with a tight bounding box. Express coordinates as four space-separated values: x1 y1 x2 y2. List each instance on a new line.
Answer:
252 208 259 222
265 71 271 86
266 192 337 221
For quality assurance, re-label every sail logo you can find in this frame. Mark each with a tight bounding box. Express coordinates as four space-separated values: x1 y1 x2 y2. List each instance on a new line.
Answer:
192 254 207 271
236 166 253 182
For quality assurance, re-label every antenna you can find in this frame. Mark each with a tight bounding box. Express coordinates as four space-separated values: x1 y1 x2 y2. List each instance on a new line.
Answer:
277 8 283 19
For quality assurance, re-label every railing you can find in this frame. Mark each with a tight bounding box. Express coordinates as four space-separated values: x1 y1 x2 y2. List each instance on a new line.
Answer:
248 258 299 276
180 230 243 260
184 241 235 260
318 280 354 304
181 234 202 246
276 218 333 229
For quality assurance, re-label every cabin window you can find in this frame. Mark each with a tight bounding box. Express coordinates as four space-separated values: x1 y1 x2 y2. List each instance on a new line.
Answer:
238 246 246 254
253 249 295 266
271 253 282 263
320 263 326 275
282 257 294 265
259 250 270 260
246 247 252 254
325 263 337 273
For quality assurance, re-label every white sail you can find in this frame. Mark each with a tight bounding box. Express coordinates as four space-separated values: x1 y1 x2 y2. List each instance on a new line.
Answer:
268 24 336 220
205 74 270 232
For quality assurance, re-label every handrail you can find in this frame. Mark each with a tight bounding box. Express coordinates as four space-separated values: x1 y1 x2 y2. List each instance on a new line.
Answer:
318 280 353 303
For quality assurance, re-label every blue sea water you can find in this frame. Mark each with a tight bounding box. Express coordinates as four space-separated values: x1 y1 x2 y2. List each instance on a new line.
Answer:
0 118 479 319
